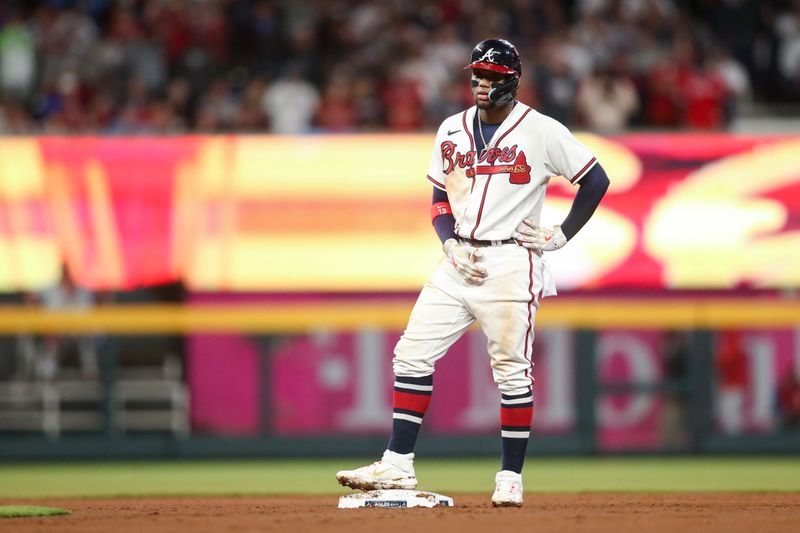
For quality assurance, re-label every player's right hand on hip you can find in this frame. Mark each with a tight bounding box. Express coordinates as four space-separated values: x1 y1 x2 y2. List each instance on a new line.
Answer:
443 238 488 284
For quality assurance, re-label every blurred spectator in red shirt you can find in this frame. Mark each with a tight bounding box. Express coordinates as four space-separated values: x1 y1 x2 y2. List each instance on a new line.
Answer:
646 57 682 127
86 90 117 131
381 69 423 131
144 1 192 69
677 64 727 130
716 330 748 435
647 32 729 130
315 73 358 132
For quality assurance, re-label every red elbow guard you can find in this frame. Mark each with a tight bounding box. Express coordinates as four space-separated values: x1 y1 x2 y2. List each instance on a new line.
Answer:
431 202 452 222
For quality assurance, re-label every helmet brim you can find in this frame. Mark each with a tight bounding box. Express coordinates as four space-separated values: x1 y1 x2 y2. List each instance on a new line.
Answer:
464 61 519 76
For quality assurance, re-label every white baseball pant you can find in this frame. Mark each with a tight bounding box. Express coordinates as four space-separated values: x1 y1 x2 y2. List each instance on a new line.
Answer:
393 243 556 396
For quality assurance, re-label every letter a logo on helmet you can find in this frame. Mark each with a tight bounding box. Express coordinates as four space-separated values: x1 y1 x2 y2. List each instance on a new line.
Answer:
478 48 499 62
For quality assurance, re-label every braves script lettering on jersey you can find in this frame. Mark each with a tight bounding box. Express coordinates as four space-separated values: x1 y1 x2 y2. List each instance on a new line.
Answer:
427 103 597 241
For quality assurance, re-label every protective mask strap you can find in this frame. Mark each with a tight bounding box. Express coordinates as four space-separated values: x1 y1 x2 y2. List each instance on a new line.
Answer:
488 77 519 106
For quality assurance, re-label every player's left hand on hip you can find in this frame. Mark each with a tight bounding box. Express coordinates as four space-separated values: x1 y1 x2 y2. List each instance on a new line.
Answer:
513 219 567 251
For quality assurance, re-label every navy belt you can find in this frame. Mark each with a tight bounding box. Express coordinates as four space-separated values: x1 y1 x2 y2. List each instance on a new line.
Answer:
458 237 517 247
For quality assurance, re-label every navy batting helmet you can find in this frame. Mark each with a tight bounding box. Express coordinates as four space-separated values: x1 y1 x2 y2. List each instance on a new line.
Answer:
465 38 522 76
465 38 521 106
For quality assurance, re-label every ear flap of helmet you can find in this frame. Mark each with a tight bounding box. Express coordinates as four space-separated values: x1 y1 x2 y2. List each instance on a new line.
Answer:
488 77 519 106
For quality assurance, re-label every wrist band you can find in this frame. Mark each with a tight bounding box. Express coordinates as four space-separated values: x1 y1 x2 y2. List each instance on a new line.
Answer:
431 202 452 221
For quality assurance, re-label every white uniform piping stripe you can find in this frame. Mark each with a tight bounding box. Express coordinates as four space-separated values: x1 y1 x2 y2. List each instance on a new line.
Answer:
393 413 424 424
501 430 531 439
394 382 433 391
501 396 532 405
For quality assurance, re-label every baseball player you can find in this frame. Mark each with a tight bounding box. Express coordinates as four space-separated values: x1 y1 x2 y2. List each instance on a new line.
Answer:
337 38 609 507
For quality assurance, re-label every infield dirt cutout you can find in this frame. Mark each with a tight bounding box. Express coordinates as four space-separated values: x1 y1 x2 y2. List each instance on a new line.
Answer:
3 493 799 532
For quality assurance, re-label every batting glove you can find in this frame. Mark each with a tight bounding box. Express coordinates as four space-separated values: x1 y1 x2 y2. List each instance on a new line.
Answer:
443 238 488 284
513 219 567 251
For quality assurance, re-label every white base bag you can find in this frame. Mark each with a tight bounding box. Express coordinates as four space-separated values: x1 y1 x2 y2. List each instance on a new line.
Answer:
338 490 454 509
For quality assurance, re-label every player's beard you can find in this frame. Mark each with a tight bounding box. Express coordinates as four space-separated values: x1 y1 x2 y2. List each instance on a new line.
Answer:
475 97 496 110
475 96 515 114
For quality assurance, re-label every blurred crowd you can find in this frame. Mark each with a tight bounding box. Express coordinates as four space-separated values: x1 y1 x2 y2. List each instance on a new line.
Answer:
0 0 798 135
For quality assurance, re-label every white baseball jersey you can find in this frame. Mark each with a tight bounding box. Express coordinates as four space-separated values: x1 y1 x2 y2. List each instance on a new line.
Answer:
426 103 597 241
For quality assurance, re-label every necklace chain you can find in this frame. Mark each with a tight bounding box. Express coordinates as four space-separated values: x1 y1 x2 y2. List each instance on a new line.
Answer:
478 100 516 154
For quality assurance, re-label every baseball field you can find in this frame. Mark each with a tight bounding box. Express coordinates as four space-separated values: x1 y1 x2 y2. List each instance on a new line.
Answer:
1 457 799 532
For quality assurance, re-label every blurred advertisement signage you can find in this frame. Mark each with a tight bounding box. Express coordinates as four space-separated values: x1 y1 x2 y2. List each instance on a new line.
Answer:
0 134 798 291
189 327 800 447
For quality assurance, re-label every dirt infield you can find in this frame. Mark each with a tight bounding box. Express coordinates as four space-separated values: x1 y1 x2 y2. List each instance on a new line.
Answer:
3 493 799 532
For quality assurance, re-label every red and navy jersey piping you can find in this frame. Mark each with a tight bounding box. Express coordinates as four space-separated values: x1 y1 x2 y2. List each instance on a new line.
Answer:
570 157 597 183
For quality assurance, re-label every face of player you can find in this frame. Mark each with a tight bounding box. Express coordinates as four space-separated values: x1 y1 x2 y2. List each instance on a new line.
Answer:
471 68 509 109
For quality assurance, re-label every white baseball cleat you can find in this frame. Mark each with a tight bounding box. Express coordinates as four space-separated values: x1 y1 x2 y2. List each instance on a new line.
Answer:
336 450 418 491
491 470 523 507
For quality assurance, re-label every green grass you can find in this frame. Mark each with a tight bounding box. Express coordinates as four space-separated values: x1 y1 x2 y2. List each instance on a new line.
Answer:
0 458 798 499
0 506 70 518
